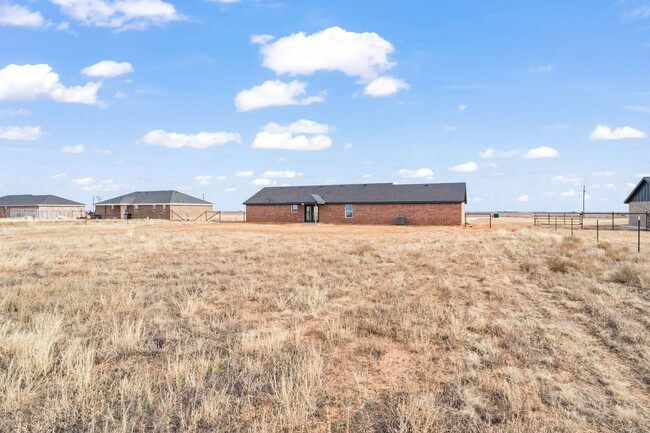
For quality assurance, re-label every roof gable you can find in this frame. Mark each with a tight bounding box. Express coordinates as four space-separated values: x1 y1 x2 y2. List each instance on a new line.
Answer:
624 177 650 204
243 182 467 205
95 190 212 206
0 194 84 206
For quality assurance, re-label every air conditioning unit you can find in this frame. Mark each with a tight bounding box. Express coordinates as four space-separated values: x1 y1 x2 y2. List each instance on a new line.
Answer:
395 216 406 225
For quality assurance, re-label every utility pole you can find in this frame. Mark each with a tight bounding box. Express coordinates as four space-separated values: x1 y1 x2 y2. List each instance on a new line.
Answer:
582 185 586 214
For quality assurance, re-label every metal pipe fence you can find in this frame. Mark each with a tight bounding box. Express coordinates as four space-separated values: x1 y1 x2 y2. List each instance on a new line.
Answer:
534 212 650 231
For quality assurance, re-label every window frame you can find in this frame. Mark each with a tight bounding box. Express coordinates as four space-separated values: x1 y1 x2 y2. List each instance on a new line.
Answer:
344 204 353 218
291 204 298 213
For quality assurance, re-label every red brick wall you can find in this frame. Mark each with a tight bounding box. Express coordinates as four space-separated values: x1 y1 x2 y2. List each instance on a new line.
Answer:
246 204 305 223
246 203 464 225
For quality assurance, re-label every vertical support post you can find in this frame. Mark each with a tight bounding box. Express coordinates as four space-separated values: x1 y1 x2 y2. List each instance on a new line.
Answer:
489 213 492 229
597 219 599 243
638 217 641 253
612 212 615 230
555 217 557 231
646 212 649 231
548 213 550 225
464 213 467 226
571 217 574 236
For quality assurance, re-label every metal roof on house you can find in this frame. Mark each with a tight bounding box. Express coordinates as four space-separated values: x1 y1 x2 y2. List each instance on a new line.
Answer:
95 190 212 206
0 194 84 207
243 182 467 205
624 177 650 204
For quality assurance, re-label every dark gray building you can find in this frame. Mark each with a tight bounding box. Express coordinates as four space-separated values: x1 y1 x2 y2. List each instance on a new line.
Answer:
624 177 650 227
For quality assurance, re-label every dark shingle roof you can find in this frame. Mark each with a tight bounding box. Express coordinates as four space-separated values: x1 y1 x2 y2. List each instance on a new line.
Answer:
0 194 84 206
624 177 650 204
244 182 467 205
95 190 212 206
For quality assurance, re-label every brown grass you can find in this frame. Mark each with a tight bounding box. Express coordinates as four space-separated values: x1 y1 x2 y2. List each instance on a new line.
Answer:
0 220 649 432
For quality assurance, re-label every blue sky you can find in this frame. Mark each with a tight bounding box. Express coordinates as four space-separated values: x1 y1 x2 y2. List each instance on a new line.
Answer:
1 0 649 211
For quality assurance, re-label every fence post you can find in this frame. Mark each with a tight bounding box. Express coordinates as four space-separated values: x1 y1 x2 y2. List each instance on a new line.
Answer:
555 217 557 231
580 213 584 229
489 213 492 229
464 213 467 226
638 217 641 253
597 219 599 243
646 212 649 231
612 212 615 230
548 213 550 225
571 217 574 236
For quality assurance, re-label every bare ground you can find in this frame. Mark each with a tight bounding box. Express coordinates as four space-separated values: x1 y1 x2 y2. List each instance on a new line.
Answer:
0 219 649 432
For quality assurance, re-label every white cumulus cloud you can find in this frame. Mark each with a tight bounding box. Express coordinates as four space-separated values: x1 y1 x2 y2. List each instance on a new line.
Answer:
252 119 332 151
72 177 94 185
235 170 254 177
260 26 395 79
252 178 272 186
517 195 529 202
234 80 324 111
258 26 407 94
82 60 133 78
522 146 559 159
363 76 409 97
62 144 85 153
263 170 300 178
50 0 182 29
194 175 212 186
450 161 479 173
479 147 520 158
561 189 577 198
250 34 274 44
0 125 41 140
0 3 45 27
399 168 434 179
142 129 241 149
0 64 100 104
590 124 646 141
551 175 581 184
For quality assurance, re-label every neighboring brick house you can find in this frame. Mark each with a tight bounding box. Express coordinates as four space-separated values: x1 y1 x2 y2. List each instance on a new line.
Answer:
0 194 85 219
94 190 213 220
624 177 650 228
244 182 467 225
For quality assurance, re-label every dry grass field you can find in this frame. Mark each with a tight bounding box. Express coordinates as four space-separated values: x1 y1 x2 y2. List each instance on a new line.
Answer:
1 219 649 432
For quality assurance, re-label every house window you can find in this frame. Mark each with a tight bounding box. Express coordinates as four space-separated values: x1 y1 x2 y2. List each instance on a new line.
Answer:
134 205 139 210
291 204 298 213
153 205 156 211
345 204 353 218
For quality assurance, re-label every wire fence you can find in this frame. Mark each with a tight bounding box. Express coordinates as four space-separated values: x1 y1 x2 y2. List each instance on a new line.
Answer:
534 212 649 252
533 212 650 231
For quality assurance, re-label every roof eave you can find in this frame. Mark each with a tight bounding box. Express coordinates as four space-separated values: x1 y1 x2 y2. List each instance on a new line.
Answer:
624 178 648 204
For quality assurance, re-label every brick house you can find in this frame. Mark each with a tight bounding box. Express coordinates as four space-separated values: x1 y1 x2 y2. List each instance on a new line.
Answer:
94 190 212 220
244 182 467 225
624 177 650 228
0 194 85 219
